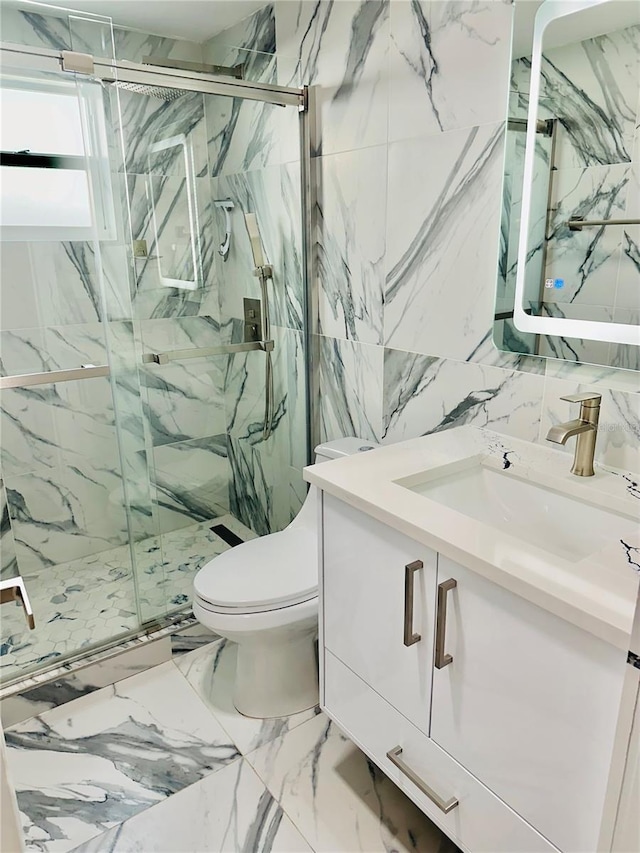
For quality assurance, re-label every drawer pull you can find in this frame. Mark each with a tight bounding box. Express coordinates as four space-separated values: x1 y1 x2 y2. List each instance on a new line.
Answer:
403 560 423 646
386 745 459 814
435 578 457 669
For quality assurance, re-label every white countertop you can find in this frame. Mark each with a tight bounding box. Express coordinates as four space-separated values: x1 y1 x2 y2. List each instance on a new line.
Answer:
304 426 640 651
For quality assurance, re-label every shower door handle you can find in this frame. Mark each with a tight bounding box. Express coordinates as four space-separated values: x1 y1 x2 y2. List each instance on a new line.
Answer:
0 576 35 629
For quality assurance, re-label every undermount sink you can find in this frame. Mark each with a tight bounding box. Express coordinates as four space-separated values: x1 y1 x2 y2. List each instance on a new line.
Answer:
404 462 638 562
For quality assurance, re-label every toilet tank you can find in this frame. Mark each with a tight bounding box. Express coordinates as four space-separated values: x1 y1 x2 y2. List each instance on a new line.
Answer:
314 437 378 463
287 438 379 531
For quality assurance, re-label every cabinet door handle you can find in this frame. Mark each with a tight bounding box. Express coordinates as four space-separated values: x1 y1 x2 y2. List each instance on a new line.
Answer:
403 560 423 646
435 578 457 669
386 745 459 813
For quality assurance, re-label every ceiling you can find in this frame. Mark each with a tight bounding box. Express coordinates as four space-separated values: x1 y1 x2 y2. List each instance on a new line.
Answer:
8 0 269 43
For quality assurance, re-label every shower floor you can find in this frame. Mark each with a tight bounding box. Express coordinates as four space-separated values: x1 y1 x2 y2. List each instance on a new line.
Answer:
0 515 255 685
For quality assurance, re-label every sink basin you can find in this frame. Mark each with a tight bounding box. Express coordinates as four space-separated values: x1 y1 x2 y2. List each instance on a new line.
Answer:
405 462 638 562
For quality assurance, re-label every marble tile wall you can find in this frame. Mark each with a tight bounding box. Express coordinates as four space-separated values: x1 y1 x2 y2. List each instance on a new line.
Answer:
203 5 308 535
273 0 639 474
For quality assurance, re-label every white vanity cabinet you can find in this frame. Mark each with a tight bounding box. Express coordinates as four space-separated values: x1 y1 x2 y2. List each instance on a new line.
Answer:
320 494 630 853
431 556 627 853
322 495 437 736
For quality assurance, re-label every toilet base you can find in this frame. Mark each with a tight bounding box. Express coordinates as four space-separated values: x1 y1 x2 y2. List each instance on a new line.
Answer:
233 627 318 719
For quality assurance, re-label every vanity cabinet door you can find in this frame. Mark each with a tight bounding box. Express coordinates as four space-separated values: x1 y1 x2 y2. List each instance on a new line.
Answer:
322 494 437 736
430 556 628 853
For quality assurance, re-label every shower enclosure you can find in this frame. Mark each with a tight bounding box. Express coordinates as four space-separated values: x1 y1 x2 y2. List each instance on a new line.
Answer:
0 5 312 688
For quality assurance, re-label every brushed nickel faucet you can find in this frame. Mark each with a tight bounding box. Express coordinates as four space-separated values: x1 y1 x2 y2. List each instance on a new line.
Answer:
546 393 601 476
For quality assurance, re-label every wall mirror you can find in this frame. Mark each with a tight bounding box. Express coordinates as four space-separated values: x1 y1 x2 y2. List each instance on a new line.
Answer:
494 0 640 368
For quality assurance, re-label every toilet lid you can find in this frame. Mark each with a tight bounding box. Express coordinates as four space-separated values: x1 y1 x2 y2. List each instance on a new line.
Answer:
194 528 318 611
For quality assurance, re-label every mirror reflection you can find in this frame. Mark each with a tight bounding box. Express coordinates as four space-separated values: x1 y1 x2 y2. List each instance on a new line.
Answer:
495 0 640 368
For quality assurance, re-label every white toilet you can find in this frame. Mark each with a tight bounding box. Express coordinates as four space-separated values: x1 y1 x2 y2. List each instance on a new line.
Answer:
192 438 377 719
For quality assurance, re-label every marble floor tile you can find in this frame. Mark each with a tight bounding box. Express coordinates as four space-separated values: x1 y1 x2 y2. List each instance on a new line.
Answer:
174 638 320 755
246 713 456 853
1 514 254 683
67 758 312 853
5 662 241 853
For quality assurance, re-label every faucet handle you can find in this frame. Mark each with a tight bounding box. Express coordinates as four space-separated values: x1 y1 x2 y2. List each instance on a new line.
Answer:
560 393 601 408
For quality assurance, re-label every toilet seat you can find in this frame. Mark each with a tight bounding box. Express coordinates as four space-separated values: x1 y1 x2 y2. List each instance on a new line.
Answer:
194 527 317 614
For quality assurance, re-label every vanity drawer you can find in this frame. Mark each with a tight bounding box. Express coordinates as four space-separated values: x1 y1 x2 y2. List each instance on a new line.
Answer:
323 651 559 853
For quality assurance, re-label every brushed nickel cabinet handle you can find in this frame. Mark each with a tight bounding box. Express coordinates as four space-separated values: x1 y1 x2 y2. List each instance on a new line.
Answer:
435 578 457 669
386 745 458 813
403 560 423 646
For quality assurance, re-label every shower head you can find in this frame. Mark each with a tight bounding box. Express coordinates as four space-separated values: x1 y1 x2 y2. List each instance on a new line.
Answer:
108 80 190 101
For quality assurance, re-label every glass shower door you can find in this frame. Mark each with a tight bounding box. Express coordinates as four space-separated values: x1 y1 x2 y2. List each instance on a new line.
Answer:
0 63 142 684
113 80 309 622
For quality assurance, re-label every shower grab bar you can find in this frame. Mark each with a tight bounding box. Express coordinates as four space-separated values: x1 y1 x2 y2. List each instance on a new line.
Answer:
142 339 274 365
568 216 640 231
0 364 110 390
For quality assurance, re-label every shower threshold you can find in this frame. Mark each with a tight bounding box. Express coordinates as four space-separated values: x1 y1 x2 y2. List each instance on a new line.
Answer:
0 514 255 688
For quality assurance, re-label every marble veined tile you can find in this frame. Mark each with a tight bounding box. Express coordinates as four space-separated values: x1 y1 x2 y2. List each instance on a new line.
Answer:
7 242 117 328
247 713 455 853
203 4 275 68
543 359 640 394
205 92 289 178
140 353 226 448
536 303 614 367
0 384 62 478
67 758 311 853
384 123 506 361
1 639 172 730
317 146 386 345
151 435 230 533
389 0 512 142
318 335 384 445
382 350 544 444
610 308 640 372
5 461 130 578
174 639 320 756
0 7 72 51
545 164 631 307
275 0 389 156
0 478 18 580
170 624 218 656
203 7 283 175
5 661 241 853
112 88 208 179
540 25 640 169
0 243 42 332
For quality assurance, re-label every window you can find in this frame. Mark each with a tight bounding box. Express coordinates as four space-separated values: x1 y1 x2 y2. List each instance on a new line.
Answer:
0 75 114 241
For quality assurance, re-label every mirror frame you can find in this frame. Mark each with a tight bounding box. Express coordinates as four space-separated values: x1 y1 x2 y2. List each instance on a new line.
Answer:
513 0 639 348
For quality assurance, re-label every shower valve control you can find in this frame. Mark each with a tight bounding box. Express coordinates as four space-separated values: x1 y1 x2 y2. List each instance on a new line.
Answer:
243 298 263 343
